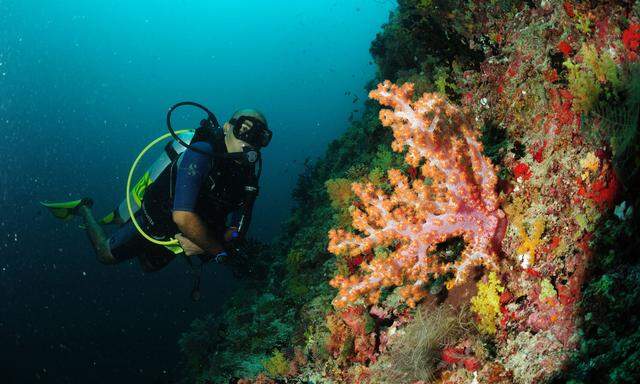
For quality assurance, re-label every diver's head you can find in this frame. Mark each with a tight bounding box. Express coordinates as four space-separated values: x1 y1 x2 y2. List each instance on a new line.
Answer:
223 109 271 153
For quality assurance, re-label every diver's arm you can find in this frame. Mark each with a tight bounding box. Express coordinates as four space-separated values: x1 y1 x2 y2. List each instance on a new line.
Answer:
172 141 224 256
172 211 225 255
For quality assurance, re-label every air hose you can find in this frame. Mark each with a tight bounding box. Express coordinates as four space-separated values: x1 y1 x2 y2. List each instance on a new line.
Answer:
125 129 193 246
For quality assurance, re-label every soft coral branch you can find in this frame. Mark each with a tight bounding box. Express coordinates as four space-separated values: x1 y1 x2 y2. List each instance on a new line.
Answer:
329 81 506 308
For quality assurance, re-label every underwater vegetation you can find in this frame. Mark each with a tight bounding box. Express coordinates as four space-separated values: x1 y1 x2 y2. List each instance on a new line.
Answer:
179 1 640 383
369 304 474 383
329 81 506 308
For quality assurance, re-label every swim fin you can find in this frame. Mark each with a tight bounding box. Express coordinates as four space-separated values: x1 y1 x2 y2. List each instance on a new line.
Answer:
40 198 92 221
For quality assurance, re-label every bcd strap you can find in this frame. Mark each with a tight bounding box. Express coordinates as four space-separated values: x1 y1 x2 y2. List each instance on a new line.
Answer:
164 141 180 162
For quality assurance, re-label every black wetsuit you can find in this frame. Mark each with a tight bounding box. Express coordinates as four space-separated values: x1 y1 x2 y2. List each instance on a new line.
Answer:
107 140 256 271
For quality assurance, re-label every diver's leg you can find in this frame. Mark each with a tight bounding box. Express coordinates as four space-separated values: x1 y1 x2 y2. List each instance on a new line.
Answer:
76 205 119 265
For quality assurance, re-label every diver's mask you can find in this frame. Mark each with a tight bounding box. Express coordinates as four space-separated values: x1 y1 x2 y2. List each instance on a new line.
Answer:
229 116 272 149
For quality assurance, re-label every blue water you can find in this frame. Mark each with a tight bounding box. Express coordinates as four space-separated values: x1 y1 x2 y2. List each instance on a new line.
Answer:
0 1 394 383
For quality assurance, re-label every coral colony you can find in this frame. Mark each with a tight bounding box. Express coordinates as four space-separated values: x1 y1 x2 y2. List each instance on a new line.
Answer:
329 81 506 308
181 2 640 383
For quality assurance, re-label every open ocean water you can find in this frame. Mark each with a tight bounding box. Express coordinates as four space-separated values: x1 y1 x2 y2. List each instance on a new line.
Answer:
0 1 395 383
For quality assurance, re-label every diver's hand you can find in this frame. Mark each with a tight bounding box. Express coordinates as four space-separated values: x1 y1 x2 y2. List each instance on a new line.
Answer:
175 233 205 256
223 227 240 243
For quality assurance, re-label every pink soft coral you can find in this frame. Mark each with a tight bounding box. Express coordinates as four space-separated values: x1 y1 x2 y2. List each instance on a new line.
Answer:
329 81 506 308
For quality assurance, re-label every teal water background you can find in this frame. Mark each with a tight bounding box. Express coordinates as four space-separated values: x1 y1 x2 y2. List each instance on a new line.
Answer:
0 1 394 383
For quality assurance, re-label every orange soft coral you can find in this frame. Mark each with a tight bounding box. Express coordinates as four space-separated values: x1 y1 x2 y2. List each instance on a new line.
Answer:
329 81 506 308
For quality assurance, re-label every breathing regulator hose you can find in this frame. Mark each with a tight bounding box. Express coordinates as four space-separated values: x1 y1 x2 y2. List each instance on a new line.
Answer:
166 101 219 155
126 129 193 247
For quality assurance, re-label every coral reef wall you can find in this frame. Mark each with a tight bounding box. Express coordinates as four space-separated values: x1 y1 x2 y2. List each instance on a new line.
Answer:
179 1 640 383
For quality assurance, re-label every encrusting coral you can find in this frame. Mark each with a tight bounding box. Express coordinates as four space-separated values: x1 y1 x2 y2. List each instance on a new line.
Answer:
328 81 507 308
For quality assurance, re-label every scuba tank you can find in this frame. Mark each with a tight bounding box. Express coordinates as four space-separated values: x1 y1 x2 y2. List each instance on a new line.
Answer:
111 131 195 225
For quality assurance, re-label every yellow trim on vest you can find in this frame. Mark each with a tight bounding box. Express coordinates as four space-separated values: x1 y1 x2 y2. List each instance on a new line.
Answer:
132 171 152 206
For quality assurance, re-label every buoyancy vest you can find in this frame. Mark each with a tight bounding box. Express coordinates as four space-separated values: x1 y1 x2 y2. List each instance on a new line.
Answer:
140 130 257 242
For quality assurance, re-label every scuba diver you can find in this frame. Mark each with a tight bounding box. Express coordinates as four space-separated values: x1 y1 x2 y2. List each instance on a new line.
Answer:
42 105 272 289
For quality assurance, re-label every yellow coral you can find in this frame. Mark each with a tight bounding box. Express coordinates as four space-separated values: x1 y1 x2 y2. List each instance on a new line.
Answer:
471 272 505 335
580 151 600 180
262 349 289 378
516 218 545 268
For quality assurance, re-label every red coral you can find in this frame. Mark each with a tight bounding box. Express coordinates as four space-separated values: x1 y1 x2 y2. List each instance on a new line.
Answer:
513 162 532 180
623 24 640 60
287 348 308 377
531 140 547 163
327 307 379 364
576 161 619 211
340 306 377 363
548 88 576 131
557 40 572 57
563 2 575 18
442 347 464 364
442 347 480 371
540 236 561 262
464 357 481 371
480 362 513 383
499 290 513 305
545 68 559 83
238 374 275 384
525 268 543 278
